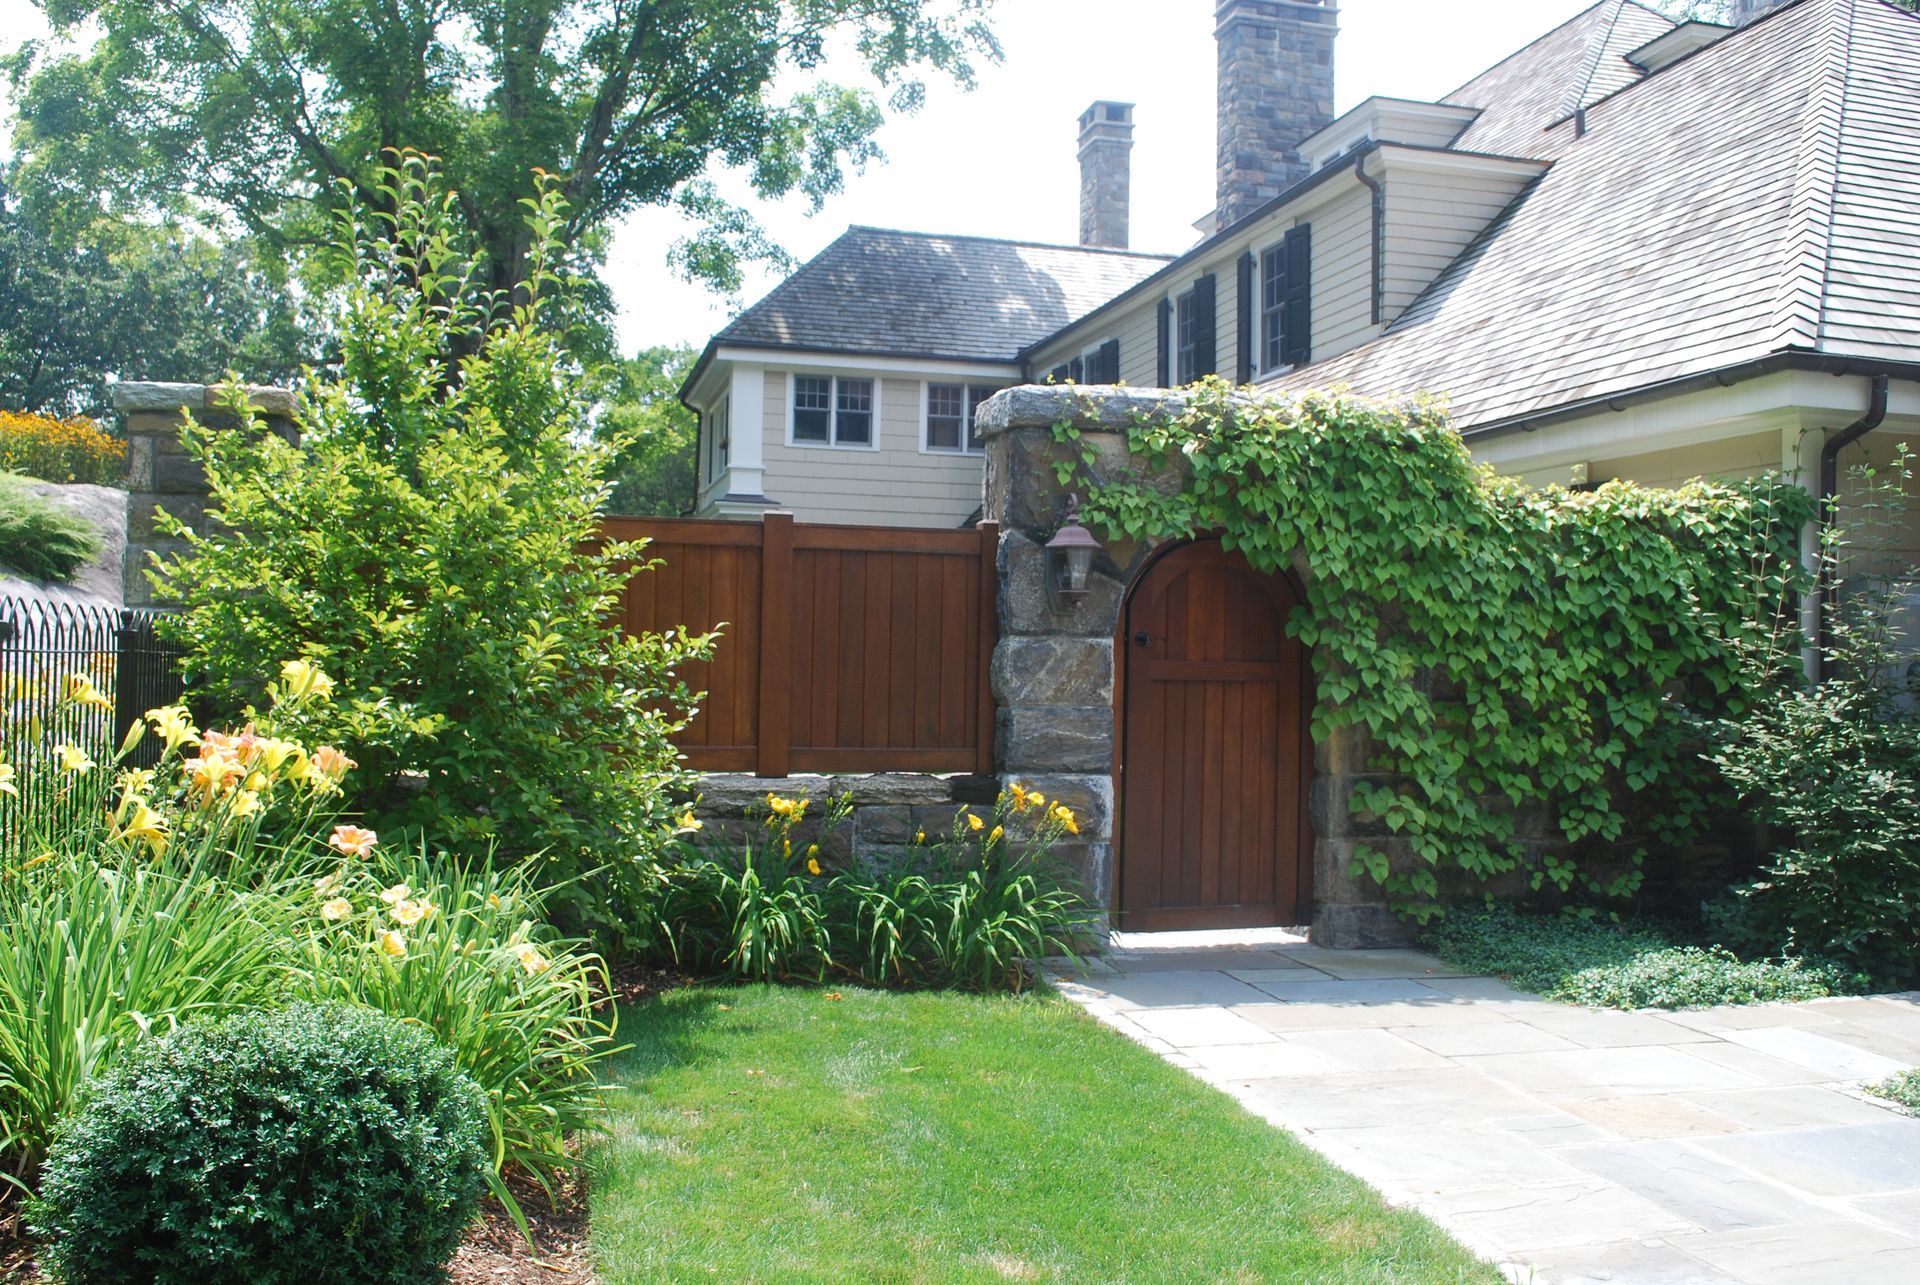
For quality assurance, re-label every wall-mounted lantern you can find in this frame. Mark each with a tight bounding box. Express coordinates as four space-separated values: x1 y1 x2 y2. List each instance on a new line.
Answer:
1045 494 1101 612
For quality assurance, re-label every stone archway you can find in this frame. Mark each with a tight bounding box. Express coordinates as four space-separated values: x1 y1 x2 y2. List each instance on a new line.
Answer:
979 385 1408 948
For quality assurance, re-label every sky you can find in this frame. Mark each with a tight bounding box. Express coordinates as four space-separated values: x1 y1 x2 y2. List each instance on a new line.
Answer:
0 0 1608 353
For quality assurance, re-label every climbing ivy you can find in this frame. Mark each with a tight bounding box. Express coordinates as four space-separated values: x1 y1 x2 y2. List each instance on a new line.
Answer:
1054 381 1813 918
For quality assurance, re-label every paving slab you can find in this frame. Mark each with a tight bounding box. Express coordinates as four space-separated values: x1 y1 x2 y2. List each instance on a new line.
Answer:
1052 940 1920 1284
1698 1119 1920 1197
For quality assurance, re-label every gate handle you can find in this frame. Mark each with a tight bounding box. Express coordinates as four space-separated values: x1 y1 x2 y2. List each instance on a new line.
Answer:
1133 632 1151 647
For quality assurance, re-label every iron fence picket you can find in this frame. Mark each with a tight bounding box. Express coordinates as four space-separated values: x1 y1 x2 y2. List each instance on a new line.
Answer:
0 595 186 859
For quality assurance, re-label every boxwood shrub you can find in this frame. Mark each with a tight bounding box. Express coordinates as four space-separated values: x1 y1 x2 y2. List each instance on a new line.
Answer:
30 1002 489 1284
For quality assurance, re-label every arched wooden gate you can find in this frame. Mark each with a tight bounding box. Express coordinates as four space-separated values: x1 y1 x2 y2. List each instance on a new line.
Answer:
1116 539 1313 931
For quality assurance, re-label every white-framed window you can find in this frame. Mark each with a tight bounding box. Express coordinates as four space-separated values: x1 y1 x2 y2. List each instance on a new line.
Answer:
790 374 877 447
705 395 730 482
1176 290 1201 385
924 383 999 453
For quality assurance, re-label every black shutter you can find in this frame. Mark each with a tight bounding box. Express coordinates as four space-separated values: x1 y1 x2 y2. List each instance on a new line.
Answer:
1050 363 1070 383
1097 338 1120 383
1282 224 1313 367
1192 273 1217 379
1156 299 1172 387
1235 252 1255 384
1069 356 1085 383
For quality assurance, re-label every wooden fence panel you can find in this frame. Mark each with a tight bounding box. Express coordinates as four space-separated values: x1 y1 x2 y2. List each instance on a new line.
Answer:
602 515 998 777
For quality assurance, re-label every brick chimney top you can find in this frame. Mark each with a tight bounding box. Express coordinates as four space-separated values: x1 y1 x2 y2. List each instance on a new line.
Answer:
1078 101 1135 250
1215 0 1338 230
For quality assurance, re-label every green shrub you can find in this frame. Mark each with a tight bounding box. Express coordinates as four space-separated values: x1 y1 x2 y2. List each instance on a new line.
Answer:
296 849 620 1222
0 471 100 581
31 1002 488 1284
149 156 708 945
1708 448 1920 990
1870 1069 1920 1114
1422 904 1856 1010
655 786 1094 991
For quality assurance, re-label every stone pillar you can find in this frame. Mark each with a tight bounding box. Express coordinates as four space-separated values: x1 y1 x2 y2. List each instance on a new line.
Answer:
112 382 296 608
1077 101 1135 251
1215 0 1338 230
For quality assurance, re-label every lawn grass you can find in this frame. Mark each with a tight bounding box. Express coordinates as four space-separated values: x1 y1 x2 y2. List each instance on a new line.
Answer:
590 985 1496 1283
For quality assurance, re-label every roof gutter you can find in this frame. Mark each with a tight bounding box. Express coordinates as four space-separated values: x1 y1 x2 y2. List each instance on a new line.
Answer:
1352 152 1386 326
1816 372 1890 673
1462 350 1920 441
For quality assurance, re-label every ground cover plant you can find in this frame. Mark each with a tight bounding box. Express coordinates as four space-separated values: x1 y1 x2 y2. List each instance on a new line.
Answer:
150 156 709 944
653 785 1095 990
591 985 1498 1283
0 471 100 581
1422 904 1858 1010
1058 381 1812 920
1869 1069 1920 1114
29 1002 490 1285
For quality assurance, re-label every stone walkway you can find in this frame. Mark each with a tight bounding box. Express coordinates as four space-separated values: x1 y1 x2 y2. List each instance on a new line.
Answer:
1051 930 1920 1284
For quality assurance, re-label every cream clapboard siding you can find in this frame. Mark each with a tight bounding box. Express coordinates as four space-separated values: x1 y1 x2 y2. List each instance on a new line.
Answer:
1379 162 1540 325
1832 432 1920 573
756 370 987 527
1027 180 1379 387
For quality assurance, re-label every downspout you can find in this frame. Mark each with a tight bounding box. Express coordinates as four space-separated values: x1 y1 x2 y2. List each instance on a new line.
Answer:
1815 373 1890 673
1352 152 1385 326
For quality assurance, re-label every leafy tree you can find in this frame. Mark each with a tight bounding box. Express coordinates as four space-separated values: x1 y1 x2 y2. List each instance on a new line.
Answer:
599 345 698 516
0 172 311 417
151 157 710 943
8 0 1000 347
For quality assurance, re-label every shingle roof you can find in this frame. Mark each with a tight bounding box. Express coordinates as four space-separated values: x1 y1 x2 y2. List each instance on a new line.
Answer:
710 227 1172 362
1269 0 1920 431
1443 1 1676 159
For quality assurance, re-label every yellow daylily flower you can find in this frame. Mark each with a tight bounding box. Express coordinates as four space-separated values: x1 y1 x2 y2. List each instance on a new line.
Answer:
54 743 96 774
111 801 169 858
277 658 335 705
807 858 823 876
674 810 702 834
147 705 198 753
988 825 1004 844
61 672 112 711
320 897 353 922
966 812 985 832
1009 784 1031 811
1052 804 1080 836
377 929 408 958
378 881 411 906
390 898 432 927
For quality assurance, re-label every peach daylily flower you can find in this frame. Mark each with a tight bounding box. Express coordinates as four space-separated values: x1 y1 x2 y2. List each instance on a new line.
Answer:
329 825 379 859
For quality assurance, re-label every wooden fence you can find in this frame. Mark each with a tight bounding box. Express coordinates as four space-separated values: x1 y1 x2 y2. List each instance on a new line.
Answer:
604 514 999 777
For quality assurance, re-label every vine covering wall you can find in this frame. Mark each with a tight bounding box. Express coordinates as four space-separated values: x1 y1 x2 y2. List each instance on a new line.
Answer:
1051 380 1812 919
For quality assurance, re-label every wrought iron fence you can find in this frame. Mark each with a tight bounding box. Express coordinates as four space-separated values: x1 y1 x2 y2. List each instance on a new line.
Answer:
0 595 186 857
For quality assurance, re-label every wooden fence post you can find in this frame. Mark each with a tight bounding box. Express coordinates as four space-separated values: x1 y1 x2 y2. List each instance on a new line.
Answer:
975 520 999 775
756 512 795 778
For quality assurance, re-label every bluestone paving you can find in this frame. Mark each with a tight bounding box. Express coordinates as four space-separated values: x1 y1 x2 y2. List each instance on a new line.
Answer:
1049 931 1920 1283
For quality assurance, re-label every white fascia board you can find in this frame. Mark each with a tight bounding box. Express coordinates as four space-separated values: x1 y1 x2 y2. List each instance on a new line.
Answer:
712 347 1021 381
1297 98 1480 161
1373 145 1551 182
1473 373 1920 477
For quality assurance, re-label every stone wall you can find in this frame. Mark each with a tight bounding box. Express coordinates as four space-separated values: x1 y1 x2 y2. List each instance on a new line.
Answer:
112 382 296 608
682 773 1000 869
977 384 1414 947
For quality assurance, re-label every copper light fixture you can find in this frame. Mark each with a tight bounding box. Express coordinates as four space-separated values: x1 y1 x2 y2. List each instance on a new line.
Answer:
1045 494 1101 611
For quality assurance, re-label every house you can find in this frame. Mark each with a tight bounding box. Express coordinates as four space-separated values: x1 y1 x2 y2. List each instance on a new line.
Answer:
683 0 1920 556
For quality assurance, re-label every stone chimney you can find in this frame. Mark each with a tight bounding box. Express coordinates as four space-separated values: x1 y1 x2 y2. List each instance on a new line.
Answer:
1215 0 1338 231
1727 0 1790 24
1078 101 1135 250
